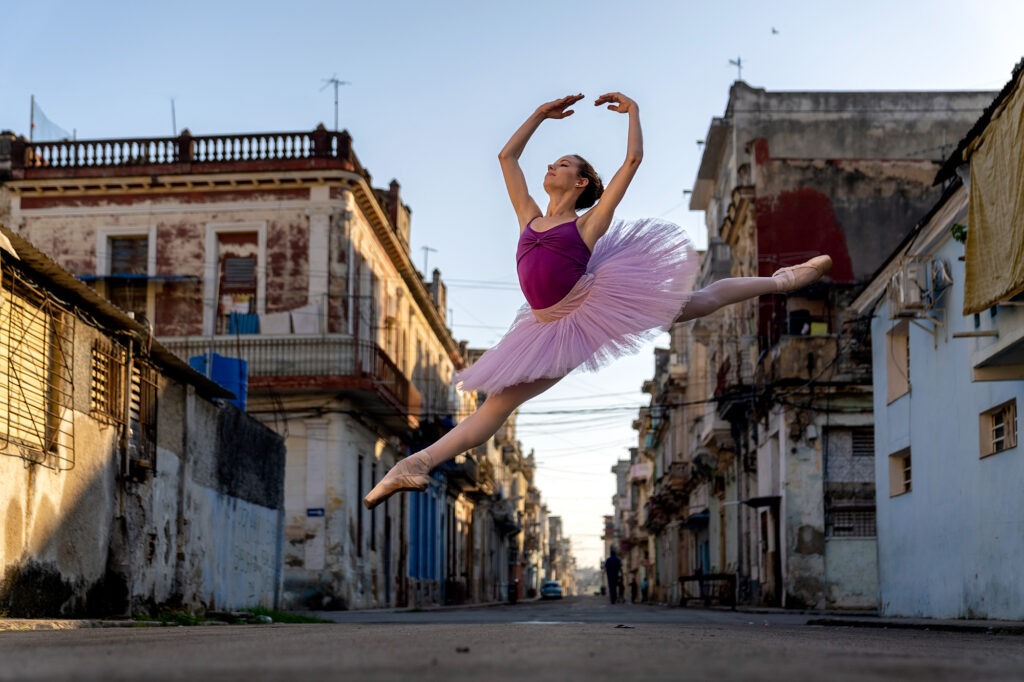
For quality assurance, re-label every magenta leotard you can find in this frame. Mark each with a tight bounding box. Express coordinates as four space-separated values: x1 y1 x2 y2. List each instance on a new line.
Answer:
516 217 592 309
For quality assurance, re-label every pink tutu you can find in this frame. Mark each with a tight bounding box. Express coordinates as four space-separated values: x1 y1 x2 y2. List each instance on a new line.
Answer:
455 218 699 394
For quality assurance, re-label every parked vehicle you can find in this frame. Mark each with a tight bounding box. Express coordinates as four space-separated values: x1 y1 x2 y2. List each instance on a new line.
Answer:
540 580 563 600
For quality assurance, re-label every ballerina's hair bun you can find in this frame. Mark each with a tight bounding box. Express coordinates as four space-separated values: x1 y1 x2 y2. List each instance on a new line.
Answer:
572 154 604 210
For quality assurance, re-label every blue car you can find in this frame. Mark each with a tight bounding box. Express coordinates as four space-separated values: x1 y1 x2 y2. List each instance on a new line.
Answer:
540 580 563 599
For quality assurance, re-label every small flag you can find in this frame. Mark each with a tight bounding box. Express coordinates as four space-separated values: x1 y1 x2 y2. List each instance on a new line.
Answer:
31 98 71 141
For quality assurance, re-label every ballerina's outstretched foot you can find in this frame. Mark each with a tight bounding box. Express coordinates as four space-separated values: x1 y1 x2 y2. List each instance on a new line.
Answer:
363 451 433 510
772 255 832 293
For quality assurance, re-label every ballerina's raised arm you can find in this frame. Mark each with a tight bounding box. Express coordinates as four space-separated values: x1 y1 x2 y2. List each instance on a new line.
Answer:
576 92 643 251
498 94 584 232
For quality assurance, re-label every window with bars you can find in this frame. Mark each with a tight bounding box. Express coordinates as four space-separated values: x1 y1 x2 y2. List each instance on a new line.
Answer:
852 427 875 457
0 267 76 470
129 361 159 470
826 507 877 537
980 400 1017 458
91 338 126 424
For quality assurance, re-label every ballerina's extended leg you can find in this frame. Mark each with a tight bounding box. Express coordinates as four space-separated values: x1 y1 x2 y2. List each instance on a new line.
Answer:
363 376 560 509
676 255 831 322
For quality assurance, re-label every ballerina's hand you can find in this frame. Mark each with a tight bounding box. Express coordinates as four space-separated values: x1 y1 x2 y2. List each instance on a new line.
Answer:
536 94 585 119
595 92 638 114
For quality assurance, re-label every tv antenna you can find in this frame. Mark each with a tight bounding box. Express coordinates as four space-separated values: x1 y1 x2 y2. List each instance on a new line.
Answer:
421 246 438 274
320 74 351 131
728 57 743 81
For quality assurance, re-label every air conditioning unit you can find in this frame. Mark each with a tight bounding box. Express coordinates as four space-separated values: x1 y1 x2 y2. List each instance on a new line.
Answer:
889 256 931 318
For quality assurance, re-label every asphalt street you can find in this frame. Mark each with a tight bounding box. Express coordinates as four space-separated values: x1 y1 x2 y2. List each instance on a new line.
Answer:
2 596 1022 681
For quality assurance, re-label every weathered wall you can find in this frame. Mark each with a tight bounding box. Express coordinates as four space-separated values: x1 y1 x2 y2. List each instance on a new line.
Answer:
0 300 285 616
278 406 405 610
872 230 1024 619
824 538 878 609
753 148 942 283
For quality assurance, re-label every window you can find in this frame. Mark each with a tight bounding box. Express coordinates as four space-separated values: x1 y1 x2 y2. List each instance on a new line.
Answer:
129 361 158 471
852 427 875 457
357 455 364 558
888 448 911 497
91 338 126 424
886 321 910 403
0 267 75 470
370 462 377 552
203 223 266 336
826 507 877 537
980 400 1017 458
107 236 149 320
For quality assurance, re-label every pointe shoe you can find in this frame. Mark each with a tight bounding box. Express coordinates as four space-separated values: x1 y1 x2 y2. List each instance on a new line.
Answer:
772 255 833 293
363 451 432 510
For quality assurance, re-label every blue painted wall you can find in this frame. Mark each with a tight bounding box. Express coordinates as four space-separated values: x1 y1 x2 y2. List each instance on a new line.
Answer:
871 232 1024 619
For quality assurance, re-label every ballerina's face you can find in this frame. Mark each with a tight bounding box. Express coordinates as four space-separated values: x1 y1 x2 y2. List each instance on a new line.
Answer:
543 156 587 196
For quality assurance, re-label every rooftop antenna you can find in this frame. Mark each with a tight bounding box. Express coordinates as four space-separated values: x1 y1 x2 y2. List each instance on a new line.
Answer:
421 245 438 274
729 57 743 81
320 74 351 131
171 98 177 136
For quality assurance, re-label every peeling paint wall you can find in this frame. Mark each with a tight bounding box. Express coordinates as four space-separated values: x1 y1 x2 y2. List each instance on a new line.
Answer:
0 276 285 617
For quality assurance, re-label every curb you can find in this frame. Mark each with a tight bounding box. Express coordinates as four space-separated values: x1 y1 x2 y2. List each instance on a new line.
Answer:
807 618 1024 635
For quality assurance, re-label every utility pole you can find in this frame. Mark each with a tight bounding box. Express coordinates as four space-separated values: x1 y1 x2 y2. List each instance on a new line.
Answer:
320 75 351 131
171 98 177 136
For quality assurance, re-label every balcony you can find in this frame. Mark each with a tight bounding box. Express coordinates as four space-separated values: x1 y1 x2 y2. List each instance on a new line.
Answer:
700 399 732 450
628 462 652 482
10 126 368 181
160 334 419 429
440 454 479 493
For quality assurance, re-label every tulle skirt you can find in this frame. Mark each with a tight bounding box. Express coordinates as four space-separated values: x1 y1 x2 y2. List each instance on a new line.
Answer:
454 218 699 395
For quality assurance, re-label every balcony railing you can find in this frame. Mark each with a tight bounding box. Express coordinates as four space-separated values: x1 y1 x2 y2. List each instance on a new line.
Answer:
160 334 416 418
11 126 367 179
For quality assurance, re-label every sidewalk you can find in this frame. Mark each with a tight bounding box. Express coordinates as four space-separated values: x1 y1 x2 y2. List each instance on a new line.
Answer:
0 597 538 631
728 604 1024 635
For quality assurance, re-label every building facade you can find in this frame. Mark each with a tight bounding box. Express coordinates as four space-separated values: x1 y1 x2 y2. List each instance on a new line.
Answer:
0 226 285 617
851 62 1024 619
620 81 994 610
1 126 475 609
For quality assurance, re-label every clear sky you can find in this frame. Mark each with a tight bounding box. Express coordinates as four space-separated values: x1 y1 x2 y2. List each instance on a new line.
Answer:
2 0 1020 570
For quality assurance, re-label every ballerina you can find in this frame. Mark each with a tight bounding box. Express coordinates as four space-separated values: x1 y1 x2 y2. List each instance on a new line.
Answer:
364 92 831 509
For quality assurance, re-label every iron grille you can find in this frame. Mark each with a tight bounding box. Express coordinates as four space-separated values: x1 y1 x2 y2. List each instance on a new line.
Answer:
852 427 875 457
826 508 877 537
91 338 126 425
129 361 159 469
0 267 76 470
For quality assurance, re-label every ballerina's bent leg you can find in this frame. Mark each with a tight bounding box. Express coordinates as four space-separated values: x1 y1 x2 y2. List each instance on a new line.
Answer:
363 376 560 508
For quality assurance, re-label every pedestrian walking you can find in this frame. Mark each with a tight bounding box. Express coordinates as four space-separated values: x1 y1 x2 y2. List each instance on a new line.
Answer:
630 576 638 604
363 92 832 508
604 549 622 605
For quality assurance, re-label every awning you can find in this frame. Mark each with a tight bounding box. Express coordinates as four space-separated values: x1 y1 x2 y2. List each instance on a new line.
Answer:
744 495 781 508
